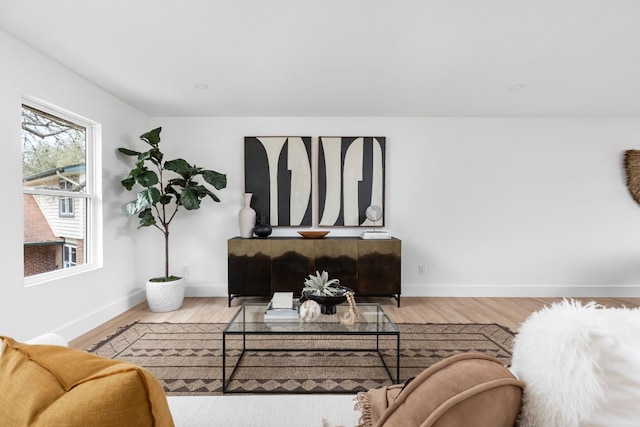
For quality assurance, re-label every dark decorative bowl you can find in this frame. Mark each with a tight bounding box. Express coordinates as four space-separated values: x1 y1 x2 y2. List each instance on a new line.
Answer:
302 285 353 315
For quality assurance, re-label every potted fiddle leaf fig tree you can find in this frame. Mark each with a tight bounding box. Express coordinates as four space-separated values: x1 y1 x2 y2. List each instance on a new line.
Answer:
118 127 227 312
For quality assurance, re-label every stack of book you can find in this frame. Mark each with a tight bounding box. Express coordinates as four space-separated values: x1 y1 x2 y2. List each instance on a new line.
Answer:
361 230 391 239
264 292 300 320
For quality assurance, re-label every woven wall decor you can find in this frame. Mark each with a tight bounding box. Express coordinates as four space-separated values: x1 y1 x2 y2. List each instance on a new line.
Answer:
624 150 640 205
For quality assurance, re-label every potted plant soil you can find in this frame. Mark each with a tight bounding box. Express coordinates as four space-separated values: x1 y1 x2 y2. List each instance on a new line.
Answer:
118 127 227 312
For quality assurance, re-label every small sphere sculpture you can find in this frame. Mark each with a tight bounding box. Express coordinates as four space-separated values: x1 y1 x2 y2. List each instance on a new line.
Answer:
299 300 321 321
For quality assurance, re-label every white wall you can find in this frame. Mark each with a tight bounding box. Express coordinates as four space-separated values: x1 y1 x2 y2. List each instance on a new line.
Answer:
0 30 148 342
150 117 640 298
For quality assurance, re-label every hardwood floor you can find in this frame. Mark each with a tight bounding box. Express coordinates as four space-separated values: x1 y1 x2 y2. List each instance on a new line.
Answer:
69 296 640 350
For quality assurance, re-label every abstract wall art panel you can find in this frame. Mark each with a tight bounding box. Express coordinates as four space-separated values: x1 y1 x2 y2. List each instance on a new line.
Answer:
244 136 312 226
318 136 385 227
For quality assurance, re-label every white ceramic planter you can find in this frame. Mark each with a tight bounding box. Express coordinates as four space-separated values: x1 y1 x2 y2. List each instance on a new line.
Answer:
145 277 186 312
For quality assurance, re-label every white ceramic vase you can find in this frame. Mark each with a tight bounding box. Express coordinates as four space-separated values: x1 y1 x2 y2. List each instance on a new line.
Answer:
145 277 185 312
238 192 256 238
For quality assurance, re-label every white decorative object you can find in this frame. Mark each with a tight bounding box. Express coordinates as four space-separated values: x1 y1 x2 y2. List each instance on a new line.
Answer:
238 193 256 238
145 277 186 312
361 231 391 239
299 300 321 322
362 205 389 239
510 299 640 427
271 292 294 309
365 205 383 223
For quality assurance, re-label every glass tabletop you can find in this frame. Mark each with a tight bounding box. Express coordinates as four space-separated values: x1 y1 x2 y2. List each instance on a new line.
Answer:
224 303 398 335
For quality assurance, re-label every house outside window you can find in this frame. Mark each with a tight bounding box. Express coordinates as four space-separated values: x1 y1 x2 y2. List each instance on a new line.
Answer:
22 98 101 283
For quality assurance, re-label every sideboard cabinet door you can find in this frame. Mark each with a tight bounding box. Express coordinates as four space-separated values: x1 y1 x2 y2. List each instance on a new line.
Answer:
314 238 358 291
357 239 401 297
228 238 271 302
270 239 315 293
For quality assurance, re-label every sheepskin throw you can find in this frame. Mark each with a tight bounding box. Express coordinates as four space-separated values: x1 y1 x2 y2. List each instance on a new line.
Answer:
510 299 640 427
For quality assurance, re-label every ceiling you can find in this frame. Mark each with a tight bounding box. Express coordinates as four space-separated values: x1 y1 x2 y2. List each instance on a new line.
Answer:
2 1 640 117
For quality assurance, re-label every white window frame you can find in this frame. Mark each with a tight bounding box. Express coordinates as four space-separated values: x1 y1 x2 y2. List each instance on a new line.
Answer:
23 95 103 286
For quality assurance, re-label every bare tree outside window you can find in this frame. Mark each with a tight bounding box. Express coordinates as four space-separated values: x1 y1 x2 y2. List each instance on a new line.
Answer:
22 106 86 181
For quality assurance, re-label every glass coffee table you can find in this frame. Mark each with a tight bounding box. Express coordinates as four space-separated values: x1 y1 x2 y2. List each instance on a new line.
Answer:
222 302 400 393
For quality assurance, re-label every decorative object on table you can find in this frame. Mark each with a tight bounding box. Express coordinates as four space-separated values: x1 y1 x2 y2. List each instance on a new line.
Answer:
117 127 227 312
297 230 330 239
299 300 321 322
238 192 256 238
253 212 272 238
302 270 352 315
264 292 299 320
271 292 294 309
302 270 340 296
624 150 640 206
340 292 362 325
244 136 312 226
366 205 383 224
318 137 385 226
361 205 390 239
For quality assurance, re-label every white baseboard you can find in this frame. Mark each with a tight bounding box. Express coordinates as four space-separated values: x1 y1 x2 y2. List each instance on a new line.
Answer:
401 283 640 298
55 290 146 342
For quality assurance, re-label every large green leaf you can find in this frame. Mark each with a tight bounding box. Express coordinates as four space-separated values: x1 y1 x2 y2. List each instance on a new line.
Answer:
148 147 163 164
165 158 196 178
118 147 140 156
123 188 161 216
137 208 156 228
159 194 173 205
200 185 221 202
140 127 162 146
201 170 227 190
121 176 135 191
134 169 159 187
123 200 139 217
167 178 187 188
147 187 161 203
180 188 201 210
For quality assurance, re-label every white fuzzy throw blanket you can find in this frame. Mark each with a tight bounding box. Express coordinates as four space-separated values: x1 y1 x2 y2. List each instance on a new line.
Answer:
510 299 640 427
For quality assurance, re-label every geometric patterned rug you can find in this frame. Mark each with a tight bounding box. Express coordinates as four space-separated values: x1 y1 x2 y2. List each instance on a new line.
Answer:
87 322 515 396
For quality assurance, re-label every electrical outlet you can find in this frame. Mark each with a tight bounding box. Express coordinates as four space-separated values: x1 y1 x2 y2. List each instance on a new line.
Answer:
418 264 426 275
181 265 189 276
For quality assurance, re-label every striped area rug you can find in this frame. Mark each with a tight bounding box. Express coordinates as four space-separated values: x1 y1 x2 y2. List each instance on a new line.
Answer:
87 322 514 396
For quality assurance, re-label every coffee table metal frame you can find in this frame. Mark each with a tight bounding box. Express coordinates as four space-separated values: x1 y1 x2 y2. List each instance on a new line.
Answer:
222 302 400 393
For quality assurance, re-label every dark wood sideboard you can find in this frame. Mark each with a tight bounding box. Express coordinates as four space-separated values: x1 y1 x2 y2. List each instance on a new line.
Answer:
227 237 401 307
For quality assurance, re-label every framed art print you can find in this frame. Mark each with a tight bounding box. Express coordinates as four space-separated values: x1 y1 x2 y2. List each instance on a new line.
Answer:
244 136 312 226
318 136 385 227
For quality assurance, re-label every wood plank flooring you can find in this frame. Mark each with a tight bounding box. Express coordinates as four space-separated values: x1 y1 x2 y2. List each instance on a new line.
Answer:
69 296 640 350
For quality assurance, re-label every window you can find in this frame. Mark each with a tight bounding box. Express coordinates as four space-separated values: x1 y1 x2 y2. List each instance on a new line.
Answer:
63 243 77 268
59 180 75 217
21 98 101 283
